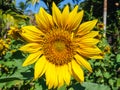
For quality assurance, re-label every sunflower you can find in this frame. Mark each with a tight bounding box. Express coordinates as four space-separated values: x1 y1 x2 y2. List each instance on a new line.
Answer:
104 45 111 53
0 39 9 56
97 23 104 29
8 27 20 39
19 2 103 89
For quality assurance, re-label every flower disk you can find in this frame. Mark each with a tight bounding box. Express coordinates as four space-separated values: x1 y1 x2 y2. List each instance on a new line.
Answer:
19 2 103 89
43 29 74 65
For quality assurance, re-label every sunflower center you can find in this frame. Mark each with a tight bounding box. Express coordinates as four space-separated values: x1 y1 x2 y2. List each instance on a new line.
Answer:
54 41 66 52
43 29 74 66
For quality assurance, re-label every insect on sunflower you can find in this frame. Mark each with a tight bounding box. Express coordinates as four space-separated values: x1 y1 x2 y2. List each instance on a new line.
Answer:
19 2 103 89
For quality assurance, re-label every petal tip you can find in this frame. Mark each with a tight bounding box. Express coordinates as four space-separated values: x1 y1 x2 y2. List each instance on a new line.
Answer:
81 10 84 13
19 47 23 51
93 19 98 23
52 2 56 7
38 7 44 13
80 10 84 17
22 62 27 67
75 5 79 9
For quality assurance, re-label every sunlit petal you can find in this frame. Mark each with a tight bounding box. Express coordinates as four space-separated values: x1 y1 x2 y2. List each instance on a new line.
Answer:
19 43 42 53
20 26 44 42
77 20 98 36
35 8 54 32
22 51 42 66
34 56 47 79
71 60 84 82
52 2 62 27
74 54 92 72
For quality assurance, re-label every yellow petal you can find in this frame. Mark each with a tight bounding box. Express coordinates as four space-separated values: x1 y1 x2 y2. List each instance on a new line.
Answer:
61 5 69 28
20 26 44 42
74 54 92 72
79 38 100 46
35 13 47 31
63 64 71 85
71 60 84 82
77 20 98 36
35 8 54 32
53 66 58 88
80 31 99 38
79 45 102 54
22 51 42 66
68 62 72 75
34 55 47 79
41 8 54 28
66 5 78 30
66 5 84 31
52 2 62 27
45 62 51 86
67 10 84 31
21 26 44 36
20 34 41 43
45 62 57 89
56 66 64 88
67 5 78 21
39 60 49 77
46 62 58 89
90 55 103 59
19 43 42 53
76 47 103 59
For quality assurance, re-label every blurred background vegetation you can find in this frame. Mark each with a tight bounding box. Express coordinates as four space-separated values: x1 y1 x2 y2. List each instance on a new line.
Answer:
0 0 120 90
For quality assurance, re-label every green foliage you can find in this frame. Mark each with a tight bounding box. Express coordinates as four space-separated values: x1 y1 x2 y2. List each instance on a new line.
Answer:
79 0 120 90
0 0 30 37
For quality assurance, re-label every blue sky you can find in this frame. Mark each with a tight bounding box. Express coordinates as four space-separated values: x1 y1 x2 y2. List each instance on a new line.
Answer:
16 0 84 13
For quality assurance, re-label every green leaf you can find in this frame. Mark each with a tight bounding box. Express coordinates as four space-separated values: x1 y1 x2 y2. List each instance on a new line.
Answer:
0 82 6 88
81 82 111 90
103 72 111 79
108 79 115 86
6 80 23 88
116 54 120 62
58 84 66 90
4 51 12 60
34 83 43 90
94 62 101 66
0 77 21 83
70 82 85 90
95 69 102 77
117 78 120 87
